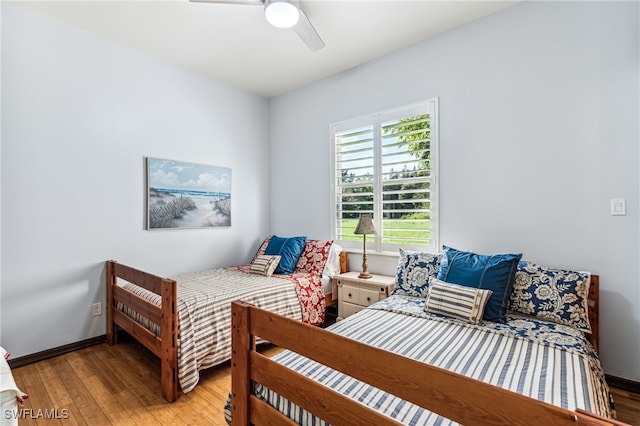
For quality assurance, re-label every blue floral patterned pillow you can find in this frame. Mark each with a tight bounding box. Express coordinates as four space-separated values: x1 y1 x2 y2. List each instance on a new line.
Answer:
508 261 591 333
392 249 441 298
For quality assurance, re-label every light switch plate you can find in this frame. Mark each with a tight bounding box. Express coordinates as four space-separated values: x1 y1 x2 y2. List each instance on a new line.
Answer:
611 198 626 216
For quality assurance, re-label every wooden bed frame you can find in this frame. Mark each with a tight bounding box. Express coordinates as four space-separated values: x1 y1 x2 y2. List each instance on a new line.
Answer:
229 275 620 425
587 275 600 353
105 253 349 402
106 261 179 402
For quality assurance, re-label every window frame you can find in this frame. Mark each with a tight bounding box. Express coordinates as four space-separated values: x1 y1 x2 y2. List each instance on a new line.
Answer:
330 98 439 254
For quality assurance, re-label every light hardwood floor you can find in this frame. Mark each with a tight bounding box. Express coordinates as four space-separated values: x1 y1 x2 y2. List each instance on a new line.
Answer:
9 335 640 425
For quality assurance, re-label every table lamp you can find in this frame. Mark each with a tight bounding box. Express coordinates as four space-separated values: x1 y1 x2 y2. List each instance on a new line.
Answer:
354 213 376 279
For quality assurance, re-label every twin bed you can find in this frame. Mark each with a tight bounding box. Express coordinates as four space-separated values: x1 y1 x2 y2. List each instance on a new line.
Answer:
228 295 621 425
225 248 622 425
108 242 622 425
107 237 343 402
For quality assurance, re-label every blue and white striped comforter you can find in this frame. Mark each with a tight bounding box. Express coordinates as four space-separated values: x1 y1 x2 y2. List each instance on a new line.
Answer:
230 295 612 425
119 267 303 394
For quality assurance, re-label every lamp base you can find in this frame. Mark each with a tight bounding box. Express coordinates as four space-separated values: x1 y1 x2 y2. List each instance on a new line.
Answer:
358 271 372 279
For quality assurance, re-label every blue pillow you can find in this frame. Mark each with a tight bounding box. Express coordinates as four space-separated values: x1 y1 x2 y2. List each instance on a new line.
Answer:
264 235 307 275
437 246 522 323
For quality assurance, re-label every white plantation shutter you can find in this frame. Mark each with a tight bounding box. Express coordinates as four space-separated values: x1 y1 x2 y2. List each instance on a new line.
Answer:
331 99 439 253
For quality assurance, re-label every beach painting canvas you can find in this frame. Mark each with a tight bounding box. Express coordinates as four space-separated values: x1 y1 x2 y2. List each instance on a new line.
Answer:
146 157 231 229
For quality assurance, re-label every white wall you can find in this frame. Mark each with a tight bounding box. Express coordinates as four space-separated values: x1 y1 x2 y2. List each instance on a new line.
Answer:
269 1 640 381
0 4 270 357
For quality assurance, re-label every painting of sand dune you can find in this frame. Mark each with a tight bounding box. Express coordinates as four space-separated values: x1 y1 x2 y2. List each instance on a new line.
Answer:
146 157 231 229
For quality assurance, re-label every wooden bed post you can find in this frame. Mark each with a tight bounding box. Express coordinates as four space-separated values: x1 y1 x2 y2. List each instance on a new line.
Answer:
339 251 348 274
231 301 253 426
161 278 179 403
588 275 600 353
106 260 118 346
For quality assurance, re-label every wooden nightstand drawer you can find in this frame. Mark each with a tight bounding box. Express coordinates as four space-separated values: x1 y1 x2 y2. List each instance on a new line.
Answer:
359 288 381 306
341 302 364 318
341 286 360 304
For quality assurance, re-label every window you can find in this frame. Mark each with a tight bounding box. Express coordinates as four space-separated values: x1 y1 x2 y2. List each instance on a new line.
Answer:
330 99 439 253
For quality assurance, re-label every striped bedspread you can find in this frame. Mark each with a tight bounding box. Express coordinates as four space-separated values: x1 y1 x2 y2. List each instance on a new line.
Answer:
119 267 323 394
226 295 612 425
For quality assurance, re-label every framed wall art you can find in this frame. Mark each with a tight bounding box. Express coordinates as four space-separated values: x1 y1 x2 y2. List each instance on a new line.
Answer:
146 157 231 229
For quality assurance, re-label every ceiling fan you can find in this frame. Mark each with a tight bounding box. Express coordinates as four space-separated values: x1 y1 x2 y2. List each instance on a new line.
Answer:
190 0 325 52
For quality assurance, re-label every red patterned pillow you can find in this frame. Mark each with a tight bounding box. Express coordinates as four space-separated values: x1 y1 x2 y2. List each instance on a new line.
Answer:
251 236 271 263
295 240 333 275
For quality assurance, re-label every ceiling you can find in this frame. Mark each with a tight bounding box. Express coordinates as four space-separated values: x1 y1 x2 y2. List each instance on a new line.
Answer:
11 0 518 98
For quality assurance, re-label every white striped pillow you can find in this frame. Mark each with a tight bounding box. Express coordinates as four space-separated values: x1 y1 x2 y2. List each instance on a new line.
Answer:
250 255 281 277
424 278 493 324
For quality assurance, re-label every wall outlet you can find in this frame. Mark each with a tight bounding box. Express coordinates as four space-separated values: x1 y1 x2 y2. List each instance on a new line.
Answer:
92 302 102 316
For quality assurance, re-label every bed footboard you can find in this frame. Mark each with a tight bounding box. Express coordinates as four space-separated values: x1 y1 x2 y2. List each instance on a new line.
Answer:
230 301 624 426
106 260 179 402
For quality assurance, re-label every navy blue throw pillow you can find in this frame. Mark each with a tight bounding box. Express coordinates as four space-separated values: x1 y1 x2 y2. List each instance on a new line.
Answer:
437 246 522 323
264 235 307 275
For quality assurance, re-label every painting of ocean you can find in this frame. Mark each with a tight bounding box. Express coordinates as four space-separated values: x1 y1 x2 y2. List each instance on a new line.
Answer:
146 157 231 229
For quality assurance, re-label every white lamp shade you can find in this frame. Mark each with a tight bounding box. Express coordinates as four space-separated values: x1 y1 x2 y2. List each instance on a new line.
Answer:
265 1 300 29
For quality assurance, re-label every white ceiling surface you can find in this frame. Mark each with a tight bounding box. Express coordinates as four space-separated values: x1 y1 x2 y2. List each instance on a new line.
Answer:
10 1 518 98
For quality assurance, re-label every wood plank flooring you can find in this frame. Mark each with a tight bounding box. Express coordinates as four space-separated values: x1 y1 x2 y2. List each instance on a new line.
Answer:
9 335 640 425
611 387 640 425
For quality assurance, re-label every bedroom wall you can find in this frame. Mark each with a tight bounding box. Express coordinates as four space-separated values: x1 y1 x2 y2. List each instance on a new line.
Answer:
0 4 270 357
268 1 640 381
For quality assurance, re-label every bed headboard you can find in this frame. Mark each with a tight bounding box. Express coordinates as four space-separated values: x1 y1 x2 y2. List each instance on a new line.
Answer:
339 250 348 274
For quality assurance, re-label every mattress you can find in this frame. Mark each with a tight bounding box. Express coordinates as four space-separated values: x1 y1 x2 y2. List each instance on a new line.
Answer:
321 275 332 294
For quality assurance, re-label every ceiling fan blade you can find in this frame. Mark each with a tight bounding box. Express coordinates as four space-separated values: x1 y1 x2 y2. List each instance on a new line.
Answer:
189 0 263 5
292 7 325 52
190 0 324 52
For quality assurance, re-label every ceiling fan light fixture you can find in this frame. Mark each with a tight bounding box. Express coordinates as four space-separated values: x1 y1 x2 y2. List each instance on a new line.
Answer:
265 1 300 29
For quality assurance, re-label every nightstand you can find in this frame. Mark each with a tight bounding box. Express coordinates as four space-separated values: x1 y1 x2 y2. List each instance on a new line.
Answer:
336 271 395 320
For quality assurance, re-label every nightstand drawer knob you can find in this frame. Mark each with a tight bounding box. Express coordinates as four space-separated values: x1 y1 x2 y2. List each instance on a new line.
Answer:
348 293 352 298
